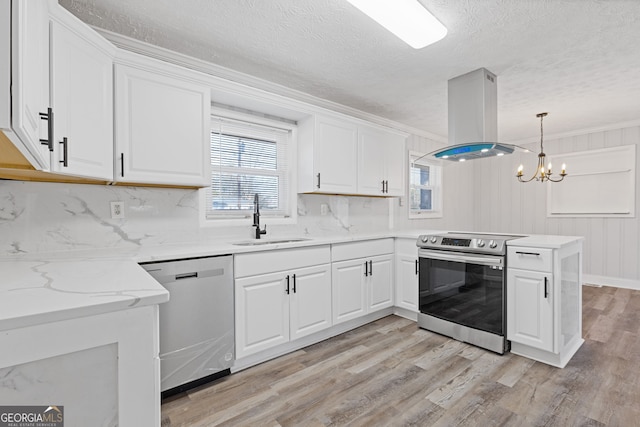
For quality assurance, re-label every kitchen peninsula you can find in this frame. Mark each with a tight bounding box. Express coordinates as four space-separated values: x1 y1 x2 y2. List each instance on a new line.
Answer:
0 231 583 426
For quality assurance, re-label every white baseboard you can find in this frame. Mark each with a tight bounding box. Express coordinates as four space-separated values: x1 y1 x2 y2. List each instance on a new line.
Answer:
393 306 418 321
583 274 640 290
232 308 394 373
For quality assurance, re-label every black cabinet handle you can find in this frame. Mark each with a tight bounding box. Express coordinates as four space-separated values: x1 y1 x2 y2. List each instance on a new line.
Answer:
381 180 385 193
39 107 54 151
369 260 373 276
316 173 321 189
516 251 541 256
285 275 290 294
384 180 388 193
120 153 125 178
544 277 549 298
415 259 419 275
292 274 297 293
364 261 369 277
59 137 68 167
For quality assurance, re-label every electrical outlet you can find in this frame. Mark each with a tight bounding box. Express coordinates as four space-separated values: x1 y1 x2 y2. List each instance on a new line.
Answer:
320 203 329 216
110 201 125 219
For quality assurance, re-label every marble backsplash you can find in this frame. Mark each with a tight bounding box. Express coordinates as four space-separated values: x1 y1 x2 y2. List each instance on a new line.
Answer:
0 180 392 255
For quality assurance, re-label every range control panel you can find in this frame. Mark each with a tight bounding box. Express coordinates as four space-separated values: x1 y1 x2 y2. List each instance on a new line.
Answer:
441 238 471 247
417 233 524 255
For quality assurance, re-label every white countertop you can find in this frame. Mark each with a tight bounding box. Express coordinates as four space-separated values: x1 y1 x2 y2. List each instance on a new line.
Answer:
0 231 412 332
0 258 169 332
506 234 584 249
0 229 581 332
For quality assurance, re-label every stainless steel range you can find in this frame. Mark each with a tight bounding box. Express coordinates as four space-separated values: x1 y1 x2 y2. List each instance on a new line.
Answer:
416 232 523 354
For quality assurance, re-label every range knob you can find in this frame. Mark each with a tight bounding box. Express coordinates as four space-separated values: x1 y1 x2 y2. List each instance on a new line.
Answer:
430 236 437 243
489 240 498 249
421 235 429 243
477 239 485 248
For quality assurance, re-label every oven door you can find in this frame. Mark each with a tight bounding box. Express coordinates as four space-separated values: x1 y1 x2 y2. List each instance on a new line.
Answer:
419 249 505 336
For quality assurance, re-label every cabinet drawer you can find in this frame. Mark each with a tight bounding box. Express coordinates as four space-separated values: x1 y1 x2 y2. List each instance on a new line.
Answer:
508 247 553 272
395 238 418 255
332 238 394 262
234 245 330 278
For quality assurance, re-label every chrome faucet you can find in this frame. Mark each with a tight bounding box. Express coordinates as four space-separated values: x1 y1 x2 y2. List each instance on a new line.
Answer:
253 193 267 239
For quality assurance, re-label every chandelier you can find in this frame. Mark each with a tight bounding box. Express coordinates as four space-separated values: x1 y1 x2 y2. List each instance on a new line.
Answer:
516 112 566 183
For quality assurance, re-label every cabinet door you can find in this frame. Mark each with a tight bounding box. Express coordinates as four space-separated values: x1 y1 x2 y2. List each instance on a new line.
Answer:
289 264 332 340
314 115 358 193
49 14 113 180
235 272 289 359
383 132 406 196
332 259 367 324
395 254 418 312
114 61 210 186
9 0 50 169
357 126 386 196
507 268 554 352
369 254 394 311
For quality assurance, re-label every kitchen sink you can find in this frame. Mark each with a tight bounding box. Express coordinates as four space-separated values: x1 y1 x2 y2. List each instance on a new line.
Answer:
231 238 310 246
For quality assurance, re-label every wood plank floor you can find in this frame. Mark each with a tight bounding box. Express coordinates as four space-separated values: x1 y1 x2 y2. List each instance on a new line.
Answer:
161 285 640 426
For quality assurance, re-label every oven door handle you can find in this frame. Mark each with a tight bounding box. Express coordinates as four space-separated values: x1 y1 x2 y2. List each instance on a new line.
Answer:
419 251 503 267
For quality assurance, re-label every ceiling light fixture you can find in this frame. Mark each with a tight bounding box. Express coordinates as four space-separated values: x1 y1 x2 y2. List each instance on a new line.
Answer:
345 0 447 49
516 112 567 183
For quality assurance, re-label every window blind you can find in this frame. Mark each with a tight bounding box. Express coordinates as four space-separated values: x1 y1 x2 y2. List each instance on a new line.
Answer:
206 117 291 219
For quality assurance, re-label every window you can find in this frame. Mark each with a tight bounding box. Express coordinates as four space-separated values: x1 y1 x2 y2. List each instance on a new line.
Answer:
205 114 295 221
409 151 442 218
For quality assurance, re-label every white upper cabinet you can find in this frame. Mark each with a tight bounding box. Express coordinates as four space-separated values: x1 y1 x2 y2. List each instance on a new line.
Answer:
357 125 405 196
357 125 386 195
382 131 406 196
298 114 358 194
49 7 114 180
298 113 406 196
3 0 51 169
114 53 211 187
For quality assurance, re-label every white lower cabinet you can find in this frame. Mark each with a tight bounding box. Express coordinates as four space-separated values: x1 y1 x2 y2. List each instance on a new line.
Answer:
507 268 553 352
394 238 419 312
331 239 394 325
234 246 332 359
369 255 393 311
506 241 583 368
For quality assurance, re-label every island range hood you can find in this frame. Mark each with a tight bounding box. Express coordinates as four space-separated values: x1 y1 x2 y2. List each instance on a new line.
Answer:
433 68 515 161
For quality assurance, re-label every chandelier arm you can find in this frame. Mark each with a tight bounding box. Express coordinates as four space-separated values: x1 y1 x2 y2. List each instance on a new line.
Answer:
547 175 566 182
517 172 540 183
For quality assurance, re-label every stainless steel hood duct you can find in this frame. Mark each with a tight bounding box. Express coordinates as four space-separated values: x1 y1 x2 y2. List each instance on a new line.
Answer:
433 68 515 161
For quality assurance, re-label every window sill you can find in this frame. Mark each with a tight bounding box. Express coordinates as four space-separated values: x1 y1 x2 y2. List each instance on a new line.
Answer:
409 211 443 220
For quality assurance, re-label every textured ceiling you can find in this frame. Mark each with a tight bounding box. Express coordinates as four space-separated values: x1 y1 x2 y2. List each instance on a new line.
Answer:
59 0 640 142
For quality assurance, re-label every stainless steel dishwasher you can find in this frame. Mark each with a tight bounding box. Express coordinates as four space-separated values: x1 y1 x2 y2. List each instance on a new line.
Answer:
140 255 234 398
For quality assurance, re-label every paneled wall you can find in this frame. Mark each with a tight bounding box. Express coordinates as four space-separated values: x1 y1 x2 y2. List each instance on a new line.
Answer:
471 125 640 288
392 134 476 232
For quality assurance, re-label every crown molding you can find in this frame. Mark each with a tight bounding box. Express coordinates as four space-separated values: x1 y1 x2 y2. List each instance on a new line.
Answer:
93 27 446 142
507 118 640 146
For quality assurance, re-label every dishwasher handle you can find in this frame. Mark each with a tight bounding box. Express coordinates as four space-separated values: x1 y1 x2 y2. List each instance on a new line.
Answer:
175 272 198 280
